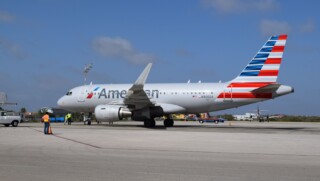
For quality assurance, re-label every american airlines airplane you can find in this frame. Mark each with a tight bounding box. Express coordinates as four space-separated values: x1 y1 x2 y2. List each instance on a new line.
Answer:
57 34 293 127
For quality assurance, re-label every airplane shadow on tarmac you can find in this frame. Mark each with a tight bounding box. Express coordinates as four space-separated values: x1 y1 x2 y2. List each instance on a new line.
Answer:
96 123 307 133
13 122 311 134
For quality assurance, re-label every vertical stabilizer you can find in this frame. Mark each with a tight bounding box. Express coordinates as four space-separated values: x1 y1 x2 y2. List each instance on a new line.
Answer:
232 35 287 83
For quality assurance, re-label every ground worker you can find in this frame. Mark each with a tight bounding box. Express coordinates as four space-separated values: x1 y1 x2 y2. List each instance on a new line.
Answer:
67 113 72 125
41 111 51 134
64 114 68 125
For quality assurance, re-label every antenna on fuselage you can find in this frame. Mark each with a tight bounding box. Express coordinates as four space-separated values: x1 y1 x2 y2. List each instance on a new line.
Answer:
83 63 93 85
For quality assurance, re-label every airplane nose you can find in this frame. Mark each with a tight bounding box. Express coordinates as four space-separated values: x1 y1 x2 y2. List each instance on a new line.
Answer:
57 97 64 107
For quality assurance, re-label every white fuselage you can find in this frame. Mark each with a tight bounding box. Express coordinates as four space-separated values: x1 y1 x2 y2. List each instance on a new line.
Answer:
57 82 292 114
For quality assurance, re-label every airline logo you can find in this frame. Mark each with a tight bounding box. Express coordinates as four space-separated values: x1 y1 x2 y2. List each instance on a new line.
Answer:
87 87 100 99
217 34 287 100
239 34 287 79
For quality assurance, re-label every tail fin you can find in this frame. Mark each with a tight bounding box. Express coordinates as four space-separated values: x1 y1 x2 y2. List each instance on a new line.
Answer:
232 35 287 83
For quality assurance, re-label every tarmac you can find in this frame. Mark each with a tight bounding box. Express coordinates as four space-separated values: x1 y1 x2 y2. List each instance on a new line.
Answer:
1 121 320 181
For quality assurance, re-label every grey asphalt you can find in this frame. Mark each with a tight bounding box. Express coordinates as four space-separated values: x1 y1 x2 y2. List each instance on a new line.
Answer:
1 121 320 181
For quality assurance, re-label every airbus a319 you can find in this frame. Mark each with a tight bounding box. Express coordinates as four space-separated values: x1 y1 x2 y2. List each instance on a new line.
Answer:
57 35 293 128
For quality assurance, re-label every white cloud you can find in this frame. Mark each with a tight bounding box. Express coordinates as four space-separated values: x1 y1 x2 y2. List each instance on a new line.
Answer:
175 48 194 58
92 36 155 64
260 19 291 36
201 0 279 14
0 36 27 59
300 19 316 33
0 11 14 22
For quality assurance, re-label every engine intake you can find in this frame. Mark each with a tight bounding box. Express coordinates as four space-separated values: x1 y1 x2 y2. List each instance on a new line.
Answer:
95 105 132 122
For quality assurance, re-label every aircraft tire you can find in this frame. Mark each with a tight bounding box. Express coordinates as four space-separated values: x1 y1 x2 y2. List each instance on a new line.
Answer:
164 119 174 127
144 119 155 128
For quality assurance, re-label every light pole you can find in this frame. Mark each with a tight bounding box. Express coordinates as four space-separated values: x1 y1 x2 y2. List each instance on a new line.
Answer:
83 63 93 84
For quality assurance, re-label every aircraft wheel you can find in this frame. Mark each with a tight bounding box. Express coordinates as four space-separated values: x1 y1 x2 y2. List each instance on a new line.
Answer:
144 119 155 128
164 119 174 127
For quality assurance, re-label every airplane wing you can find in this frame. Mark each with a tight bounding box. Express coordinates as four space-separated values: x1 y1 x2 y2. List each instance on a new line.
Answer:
124 63 154 109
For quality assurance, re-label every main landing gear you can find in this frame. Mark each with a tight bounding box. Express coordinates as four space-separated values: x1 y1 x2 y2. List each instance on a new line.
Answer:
144 119 156 128
143 117 174 128
164 118 174 127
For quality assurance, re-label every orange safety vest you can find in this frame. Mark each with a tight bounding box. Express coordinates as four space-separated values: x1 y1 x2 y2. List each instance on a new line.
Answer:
42 114 50 123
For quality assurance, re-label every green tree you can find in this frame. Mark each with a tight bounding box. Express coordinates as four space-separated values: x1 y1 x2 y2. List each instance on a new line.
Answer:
20 107 27 113
220 114 234 121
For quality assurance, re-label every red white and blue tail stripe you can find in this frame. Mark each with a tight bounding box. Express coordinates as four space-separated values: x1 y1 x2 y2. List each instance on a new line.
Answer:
232 34 287 83
217 35 288 100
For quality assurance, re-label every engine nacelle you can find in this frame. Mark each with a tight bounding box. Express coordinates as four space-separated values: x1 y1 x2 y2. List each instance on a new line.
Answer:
95 105 132 122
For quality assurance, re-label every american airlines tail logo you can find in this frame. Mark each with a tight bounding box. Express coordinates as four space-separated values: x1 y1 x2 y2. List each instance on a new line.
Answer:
217 34 287 100
87 87 100 99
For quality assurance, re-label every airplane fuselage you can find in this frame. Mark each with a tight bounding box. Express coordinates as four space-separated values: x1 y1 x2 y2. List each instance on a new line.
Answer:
58 82 293 114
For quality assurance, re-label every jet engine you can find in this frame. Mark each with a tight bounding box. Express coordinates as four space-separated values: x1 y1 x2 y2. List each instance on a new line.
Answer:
95 105 132 122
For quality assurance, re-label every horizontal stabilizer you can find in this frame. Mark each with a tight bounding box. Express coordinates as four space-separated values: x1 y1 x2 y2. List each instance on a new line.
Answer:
251 84 281 93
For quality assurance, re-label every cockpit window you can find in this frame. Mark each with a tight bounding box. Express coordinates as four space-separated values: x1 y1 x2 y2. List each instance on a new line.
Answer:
66 91 72 96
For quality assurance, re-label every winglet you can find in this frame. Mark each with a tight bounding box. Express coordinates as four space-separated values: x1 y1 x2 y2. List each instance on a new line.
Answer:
131 63 152 90
125 63 153 107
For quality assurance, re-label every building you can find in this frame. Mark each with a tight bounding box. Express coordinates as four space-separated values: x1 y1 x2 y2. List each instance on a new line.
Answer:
233 113 257 121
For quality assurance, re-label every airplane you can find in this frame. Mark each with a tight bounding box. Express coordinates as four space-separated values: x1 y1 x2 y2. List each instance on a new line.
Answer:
252 105 270 122
57 34 294 128
0 92 17 106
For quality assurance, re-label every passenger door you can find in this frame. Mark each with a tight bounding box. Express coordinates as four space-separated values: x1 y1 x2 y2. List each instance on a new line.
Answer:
77 87 86 102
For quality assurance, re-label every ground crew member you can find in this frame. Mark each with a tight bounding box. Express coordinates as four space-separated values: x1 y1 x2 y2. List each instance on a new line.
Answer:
67 113 72 125
64 114 68 125
41 112 50 134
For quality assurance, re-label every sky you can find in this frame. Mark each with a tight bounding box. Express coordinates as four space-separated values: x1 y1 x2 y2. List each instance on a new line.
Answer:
0 0 319 116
